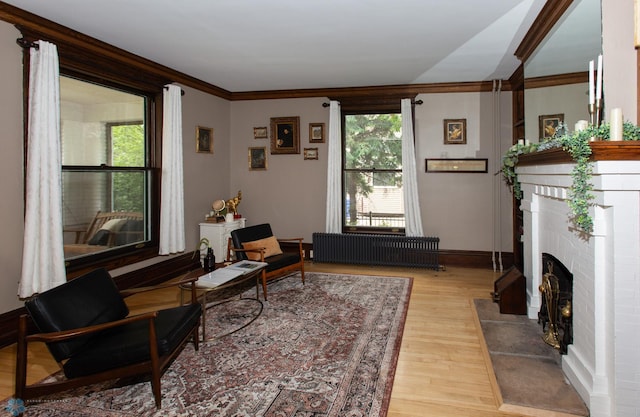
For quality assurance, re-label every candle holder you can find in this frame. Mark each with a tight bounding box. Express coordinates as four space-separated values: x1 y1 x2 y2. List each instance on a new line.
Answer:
588 99 603 141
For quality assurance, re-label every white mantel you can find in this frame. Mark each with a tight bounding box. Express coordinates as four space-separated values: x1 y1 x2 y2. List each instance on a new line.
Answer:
516 147 640 417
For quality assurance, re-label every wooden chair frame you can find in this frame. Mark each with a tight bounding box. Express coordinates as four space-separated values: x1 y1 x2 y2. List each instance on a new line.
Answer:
15 276 200 410
227 237 304 300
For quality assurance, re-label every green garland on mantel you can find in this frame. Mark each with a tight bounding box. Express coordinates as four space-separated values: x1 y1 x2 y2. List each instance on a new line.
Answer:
501 122 640 234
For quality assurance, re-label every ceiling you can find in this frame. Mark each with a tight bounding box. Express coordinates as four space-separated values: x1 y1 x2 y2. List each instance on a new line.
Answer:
4 0 555 92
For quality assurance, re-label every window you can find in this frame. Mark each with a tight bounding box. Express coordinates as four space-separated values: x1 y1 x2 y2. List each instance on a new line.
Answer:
60 76 154 264
343 112 404 232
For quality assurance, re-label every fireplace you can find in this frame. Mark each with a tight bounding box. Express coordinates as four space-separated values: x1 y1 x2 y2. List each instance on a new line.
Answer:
538 253 573 354
516 150 640 417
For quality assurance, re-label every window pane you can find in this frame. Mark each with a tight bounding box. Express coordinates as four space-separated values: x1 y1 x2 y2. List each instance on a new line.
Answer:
60 76 148 261
62 171 147 259
345 114 402 170
343 112 404 231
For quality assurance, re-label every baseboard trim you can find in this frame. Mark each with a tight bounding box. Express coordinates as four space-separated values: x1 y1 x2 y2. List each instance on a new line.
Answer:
439 249 514 270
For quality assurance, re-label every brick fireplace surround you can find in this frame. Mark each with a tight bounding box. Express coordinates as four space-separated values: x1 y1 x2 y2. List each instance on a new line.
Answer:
517 142 640 417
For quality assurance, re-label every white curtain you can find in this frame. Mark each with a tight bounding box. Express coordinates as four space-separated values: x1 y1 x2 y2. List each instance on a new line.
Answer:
325 100 342 233
19 41 66 298
401 98 424 237
159 84 185 254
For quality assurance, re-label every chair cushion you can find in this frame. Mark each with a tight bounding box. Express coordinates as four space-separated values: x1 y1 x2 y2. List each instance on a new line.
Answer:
25 268 129 362
264 252 301 273
242 236 283 261
230 224 274 261
63 303 201 378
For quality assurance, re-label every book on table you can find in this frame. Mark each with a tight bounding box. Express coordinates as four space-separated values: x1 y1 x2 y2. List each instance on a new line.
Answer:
197 260 268 288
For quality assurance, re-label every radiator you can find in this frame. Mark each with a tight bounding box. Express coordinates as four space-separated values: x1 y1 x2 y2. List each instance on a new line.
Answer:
312 233 440 270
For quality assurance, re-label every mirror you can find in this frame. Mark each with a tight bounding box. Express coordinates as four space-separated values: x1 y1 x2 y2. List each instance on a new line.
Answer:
524 0 602 141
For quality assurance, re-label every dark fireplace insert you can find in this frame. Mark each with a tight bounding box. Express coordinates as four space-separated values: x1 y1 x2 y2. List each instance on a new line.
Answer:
538 253 573 354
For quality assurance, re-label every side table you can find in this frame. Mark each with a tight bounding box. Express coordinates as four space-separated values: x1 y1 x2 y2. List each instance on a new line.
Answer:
180 265 265 340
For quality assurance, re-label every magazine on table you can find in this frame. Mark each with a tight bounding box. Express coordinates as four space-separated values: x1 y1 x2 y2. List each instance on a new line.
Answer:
226 260 268 272
197 260 267 288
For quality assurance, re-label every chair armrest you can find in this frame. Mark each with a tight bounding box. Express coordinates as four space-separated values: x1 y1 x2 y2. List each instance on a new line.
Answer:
226 246 266 262
276 237 303 242
24 312 159 344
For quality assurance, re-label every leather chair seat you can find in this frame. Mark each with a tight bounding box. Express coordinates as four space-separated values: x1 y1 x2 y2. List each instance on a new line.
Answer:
264 253 301 273
64 303 201 378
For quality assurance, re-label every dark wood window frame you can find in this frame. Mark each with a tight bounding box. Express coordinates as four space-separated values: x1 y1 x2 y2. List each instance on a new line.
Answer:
339 98 416 235
17 29 169 278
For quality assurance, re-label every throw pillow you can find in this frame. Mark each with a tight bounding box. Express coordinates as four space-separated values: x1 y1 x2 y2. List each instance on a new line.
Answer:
242 236 283 261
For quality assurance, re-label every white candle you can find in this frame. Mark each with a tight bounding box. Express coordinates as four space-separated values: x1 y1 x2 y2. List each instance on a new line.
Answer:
575 120 589 132
589 60 595 105
596 55 603 100
610 108 623 140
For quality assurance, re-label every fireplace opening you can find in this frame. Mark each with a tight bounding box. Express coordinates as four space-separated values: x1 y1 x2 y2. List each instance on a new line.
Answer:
538 253 573 354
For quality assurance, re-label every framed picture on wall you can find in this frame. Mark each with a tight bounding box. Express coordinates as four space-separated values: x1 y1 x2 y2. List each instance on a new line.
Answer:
270 116 300 154
253 126 268 139
538 114 564 139
443 119 466 144
196 126 213 153
304 148 319 160
248 147 267 170
309 123 325 143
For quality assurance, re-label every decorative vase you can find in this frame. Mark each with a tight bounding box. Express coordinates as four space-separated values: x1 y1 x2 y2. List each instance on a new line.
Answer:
203 247 216 272
225 213 235 222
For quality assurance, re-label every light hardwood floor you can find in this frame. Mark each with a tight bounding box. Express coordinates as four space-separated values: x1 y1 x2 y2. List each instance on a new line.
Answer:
0 262 530 417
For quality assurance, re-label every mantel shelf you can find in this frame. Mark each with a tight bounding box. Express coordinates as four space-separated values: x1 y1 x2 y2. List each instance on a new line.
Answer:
517 141 640 166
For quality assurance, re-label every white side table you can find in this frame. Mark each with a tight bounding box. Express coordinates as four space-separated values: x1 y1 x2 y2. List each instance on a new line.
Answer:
199 218 246 261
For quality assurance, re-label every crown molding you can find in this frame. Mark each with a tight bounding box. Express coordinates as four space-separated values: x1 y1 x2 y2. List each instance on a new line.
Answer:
525 71 588 89
514 0 574 63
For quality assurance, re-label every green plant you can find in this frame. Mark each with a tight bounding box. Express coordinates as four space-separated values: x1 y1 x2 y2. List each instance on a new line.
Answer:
192 237 210 260
501 142 539 199
502 122 640 234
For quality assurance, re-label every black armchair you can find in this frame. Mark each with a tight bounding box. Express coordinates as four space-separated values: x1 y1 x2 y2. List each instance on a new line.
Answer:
227 223 304 300
15 268 202 409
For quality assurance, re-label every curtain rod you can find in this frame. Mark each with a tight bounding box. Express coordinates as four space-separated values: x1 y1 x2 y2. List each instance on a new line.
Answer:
17 38 185 96
163 86 186 96
322 99 423 107
16 38 38 49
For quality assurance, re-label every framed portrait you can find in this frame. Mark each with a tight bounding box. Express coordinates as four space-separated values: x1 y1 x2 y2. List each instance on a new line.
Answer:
270 116 300 154
539 114 564 139
253 126 268 139
443 119 466 144
196 126 213 153
425 158 488 173
309 123 325 143
248 147 267 170
304 147 319 160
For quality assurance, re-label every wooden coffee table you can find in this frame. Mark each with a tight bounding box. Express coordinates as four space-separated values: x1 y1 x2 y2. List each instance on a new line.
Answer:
180 265 265 340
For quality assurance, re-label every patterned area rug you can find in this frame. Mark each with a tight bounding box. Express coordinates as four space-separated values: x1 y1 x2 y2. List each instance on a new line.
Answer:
20 272 412 417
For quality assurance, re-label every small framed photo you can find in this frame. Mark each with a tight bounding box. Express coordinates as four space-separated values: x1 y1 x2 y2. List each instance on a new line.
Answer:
443 119 466 145
270 116 300 154
309 123 325 143
425 158 488 173
248 147 267 170
304 148 319 160
539 114 564 139
253 126 268 139
196 126 213 153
